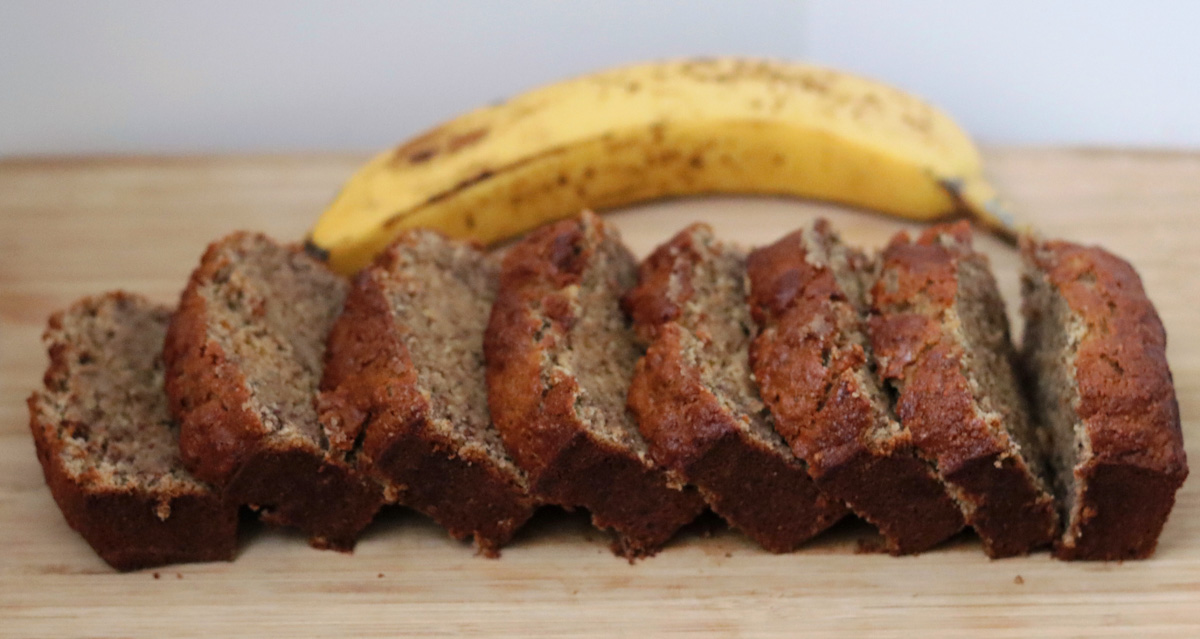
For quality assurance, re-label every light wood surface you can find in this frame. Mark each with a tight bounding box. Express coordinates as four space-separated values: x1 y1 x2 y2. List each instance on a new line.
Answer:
2 149 1198 637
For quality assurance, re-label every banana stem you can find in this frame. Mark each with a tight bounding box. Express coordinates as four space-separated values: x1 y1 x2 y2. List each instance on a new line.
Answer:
941 177 1021 245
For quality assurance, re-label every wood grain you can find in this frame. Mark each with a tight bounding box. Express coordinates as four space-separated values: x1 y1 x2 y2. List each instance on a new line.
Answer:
2 149 1198 637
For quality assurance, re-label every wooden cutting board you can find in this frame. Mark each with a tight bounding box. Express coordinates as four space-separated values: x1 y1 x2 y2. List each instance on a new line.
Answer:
2 149 1197 637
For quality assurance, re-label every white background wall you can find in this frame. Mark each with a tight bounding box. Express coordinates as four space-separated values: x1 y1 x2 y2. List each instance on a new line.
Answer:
2 1 1198 156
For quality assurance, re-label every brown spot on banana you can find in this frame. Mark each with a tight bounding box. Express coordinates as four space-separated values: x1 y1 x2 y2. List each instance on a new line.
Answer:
390 128 448 166
389 126 491 166
447 128 489 152
408 148 437 164
382 146 572 231
650 122 666 144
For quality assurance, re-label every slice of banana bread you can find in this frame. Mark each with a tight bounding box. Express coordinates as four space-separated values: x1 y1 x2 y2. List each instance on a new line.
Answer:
164 232 382 551
28 292 238 570
485 212 706 558
869 222 1057 558
625 223 846 552
1021 238 1187 560
320 230 537 556
746 220 965 554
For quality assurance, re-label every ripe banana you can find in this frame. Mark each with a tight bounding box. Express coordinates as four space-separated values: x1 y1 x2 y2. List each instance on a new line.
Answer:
307 57 1014 274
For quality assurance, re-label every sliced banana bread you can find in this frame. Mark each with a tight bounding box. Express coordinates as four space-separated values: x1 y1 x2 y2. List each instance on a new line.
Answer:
746 220 965 554
869 222 1057 557
164 232 382 550
625 223 846 552
1021 238 1187 560
28 292 238 570
320 230 537 556
485 212 706 558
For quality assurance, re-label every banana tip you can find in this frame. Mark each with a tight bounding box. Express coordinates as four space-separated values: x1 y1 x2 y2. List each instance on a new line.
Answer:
303 238 330 262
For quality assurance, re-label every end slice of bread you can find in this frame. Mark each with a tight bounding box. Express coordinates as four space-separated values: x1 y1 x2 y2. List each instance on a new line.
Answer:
869 222 1058 557
747 220 965 554
626 223 846 552
164 232 382 550
485 212 706 558
320 230 537 556
1021 237 1187 560
28 292 238 570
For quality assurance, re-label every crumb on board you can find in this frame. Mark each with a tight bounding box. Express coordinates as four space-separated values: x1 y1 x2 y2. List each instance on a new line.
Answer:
1014 575 1024 585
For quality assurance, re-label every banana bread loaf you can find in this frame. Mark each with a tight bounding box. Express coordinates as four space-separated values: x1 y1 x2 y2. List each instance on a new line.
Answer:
747 220 965 554
164 232 382 551
320 230 537 556
485 212 706 558
1021 237 1187 560
869 222 1057 557
625 223 846 552
28 292 238 570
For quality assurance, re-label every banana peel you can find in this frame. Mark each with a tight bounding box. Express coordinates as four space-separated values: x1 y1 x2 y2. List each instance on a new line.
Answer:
306 58 1016 274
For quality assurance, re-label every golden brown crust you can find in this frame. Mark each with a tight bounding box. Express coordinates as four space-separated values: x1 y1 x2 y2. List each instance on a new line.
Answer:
319 248 427 459
484 214 705 557
623 227 701 344
483 221 586 477
1024 239 1187 560
164 233 382 551
870 222 1058 557
29 292 238 571
163 272 260 487
627 325 730 471
319 234 537 555
746 222 964 554
626 224 846 552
